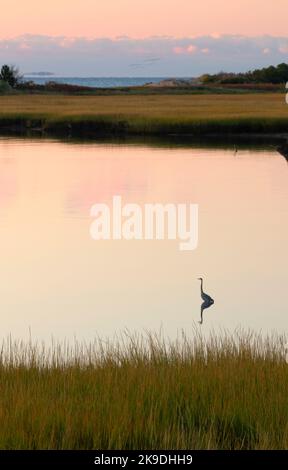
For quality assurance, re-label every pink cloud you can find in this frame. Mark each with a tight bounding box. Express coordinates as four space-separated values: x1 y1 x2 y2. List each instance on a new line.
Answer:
173 44 197 55
59 37 76 48
187 44 197 54
173 46 185 55
19 43 31 51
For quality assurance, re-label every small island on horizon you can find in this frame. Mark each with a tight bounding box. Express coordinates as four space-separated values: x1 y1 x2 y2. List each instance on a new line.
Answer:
24 71 55 77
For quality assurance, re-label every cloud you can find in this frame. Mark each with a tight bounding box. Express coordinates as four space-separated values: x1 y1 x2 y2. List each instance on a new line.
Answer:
59 37 77 48
187 45 197 54
19 43 31 50
173 46 185 55
172 44 197 55
0 34 287 76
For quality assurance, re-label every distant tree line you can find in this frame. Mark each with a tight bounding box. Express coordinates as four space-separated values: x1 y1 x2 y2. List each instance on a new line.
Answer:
200 63 288 85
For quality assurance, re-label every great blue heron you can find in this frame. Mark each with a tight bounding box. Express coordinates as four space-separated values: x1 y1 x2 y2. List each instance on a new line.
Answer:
197 277 214 324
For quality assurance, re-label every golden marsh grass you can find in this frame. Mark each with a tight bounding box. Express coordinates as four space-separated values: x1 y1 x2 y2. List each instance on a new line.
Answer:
0 93 287 118
0 330 287 450
0 94 287 136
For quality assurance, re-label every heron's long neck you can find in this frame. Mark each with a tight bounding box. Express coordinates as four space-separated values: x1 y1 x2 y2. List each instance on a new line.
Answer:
200 279 203 295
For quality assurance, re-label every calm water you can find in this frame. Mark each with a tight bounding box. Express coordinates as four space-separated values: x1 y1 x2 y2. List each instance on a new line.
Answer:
0 138 287 341
23 77 168 88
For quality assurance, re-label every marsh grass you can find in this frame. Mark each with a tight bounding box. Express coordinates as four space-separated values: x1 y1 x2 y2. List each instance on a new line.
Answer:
0 94 287 136
0 329 287 449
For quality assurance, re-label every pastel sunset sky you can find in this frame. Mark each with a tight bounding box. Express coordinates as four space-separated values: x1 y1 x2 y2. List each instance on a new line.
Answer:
1 0 288 75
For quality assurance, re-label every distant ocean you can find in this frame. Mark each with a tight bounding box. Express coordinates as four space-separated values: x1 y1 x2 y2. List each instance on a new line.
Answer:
23 77 170 88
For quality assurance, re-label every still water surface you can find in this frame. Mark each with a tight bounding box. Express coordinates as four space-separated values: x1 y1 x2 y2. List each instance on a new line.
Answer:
0 138 287 341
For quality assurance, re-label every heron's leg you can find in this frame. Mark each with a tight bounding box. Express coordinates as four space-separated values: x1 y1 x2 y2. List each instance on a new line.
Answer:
199 303 204 324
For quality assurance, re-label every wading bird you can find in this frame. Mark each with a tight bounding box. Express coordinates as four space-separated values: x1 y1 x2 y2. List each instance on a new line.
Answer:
198 277 214 324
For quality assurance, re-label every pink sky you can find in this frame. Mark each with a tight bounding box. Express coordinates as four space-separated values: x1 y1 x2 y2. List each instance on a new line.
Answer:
2 0 287 39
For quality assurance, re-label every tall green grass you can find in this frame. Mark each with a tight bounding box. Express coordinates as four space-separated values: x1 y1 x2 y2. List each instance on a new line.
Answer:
1 114 288 137
0 330 287 449
0 93 287 137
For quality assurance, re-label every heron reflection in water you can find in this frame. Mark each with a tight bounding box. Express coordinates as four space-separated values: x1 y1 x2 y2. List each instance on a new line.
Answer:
197 277 214 325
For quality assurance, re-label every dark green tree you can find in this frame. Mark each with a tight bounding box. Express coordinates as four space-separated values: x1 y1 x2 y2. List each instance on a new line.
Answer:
199 63 288 85
0 65 22 88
